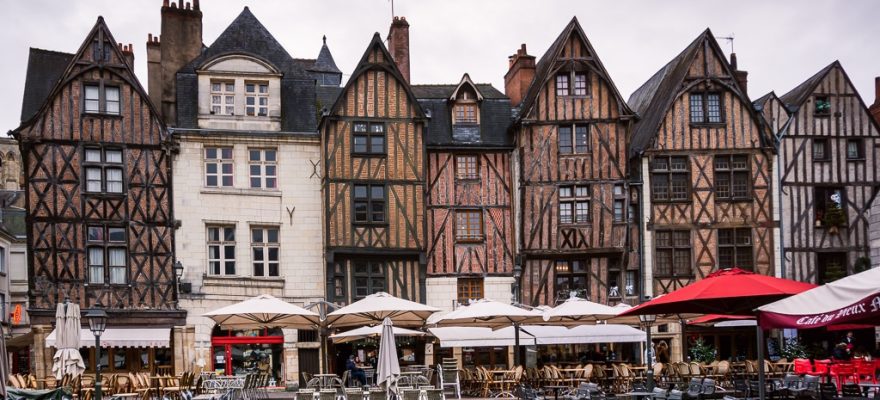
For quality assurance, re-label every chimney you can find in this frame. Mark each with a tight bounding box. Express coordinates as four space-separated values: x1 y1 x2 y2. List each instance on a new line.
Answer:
504 44 536 106
870 77 880 125
387 16 411 82
730 53 748 96
146 33 162 108
157 0 203 125
119 43 135 70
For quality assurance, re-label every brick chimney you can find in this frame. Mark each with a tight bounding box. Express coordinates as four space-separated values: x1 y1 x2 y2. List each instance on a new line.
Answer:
387 16 410 82
504 44 536 106
870 77 880 125
149 0 202 125
730 53 748 96
118 43 135 71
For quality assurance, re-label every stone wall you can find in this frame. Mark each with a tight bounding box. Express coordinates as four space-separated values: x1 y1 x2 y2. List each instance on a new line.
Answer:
870 194 880 269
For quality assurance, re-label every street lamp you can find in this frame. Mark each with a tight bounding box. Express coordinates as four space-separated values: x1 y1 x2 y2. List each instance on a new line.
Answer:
174 261 185 304
639 313 657 391
86 306 108 400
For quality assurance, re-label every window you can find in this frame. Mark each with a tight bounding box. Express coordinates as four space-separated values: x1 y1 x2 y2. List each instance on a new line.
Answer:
689 92 723 124
245 82 269 117
812 139 830 161
558 125 590 154
457 278 484 305
814 95 831 116
654 230 692 277
353 184 385 224
555 74 569 96
651 156 690 201
554 260 589 301
714 155 751 200
846 139 864 160
718 228 753 270
84 84 120 115
352 122 386 155
83 148 124 194
207 226 236 275
455 155 478 180
248 149 277 189
814 187 846 229
353 261 385 300
211 81 235 115
556 72 588 96
559 185 590 224
454 104 477 124
0 246 5 273
456 210 483 242
87 225 127 284
205 147 233 187
332 264 345 299
613 184 626 223
817 252 848 284
251 227 279 277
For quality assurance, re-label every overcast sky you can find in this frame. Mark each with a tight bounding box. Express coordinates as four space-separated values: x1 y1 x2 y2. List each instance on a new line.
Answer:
3 0 879 130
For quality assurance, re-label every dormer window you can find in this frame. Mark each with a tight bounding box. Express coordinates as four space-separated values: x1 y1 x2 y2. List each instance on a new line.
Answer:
84 83 120 115
454 104 477 124
556 71 589 96
211 81 235 115
245 82 269 117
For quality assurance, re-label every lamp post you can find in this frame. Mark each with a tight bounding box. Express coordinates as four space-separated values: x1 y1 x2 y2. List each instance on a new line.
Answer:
639 313 657 391
86 307 108 400
512 265 524 366
173 261 184 302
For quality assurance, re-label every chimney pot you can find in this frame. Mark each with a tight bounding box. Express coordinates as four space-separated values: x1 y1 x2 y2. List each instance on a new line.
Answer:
170 1 177 8
193 0 199 10
163 0 169 6
185 2 191 9
505 43 536 106
874 77 880 102
148 33 153 42
730 53 738 70
387 16 411 82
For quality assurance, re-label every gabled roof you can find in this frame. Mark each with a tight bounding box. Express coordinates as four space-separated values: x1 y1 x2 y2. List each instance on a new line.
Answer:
779 61 838 110
752 91 776 110
328 33 424 119
518 17 633 119
627 28 764 155
311 36 341 74
411 84 506 100
15 16 162 134
181 7 307 78
19 48 73 123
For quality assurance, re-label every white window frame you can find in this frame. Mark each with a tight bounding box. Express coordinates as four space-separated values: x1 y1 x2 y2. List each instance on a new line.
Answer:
248 149 277 189
245 82 269 117
83 148 124 194
84 84 120 115
207 225 236 276
211 81 235 115
251 226 280 277
205 147 234 188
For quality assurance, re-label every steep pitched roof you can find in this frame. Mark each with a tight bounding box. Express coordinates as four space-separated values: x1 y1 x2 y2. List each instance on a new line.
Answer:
518 17 633 120
627 28 764 155
411 84 506 99
15 16 162 134
779 61 838 110
752 91 776 110
328 33 424 118
19 48 73 123
180 7 307 78
311 36 341 74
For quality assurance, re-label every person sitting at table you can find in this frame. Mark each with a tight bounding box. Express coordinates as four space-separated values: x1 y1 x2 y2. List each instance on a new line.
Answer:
656 341 670 363
347 355 366 386
832 342 850 360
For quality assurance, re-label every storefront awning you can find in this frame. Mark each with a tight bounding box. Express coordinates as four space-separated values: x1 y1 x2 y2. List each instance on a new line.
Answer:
429 324 645 348
45 328 170 348
6 332 34 349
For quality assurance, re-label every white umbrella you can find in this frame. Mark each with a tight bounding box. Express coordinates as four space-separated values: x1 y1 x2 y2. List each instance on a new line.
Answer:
429 299 544 329
203 294 321 329
325 292 440 328
376 317 400 399
329 325 426 343
52 302 85 379
541 294 625 325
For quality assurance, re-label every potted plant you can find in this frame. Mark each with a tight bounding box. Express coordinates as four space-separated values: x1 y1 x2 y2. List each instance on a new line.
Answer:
781 337 808 360
823 202 846 234
689 338 717 363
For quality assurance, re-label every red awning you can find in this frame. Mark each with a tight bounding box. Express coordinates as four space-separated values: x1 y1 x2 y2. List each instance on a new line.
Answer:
620 268 816 316
688 314 754 325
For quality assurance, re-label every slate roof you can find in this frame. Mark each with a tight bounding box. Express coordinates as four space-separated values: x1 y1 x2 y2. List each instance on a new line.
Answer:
518 17 633 120
752 91 776 111
176 7 322 132
413 82 513 148
20 48 74 123
312 36 342 74
779 61 838 110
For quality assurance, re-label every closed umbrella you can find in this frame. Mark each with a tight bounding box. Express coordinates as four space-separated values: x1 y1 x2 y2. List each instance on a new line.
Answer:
376 317 400 399
329 325 425 344
203 294 321 329
51 302 85 379
1 324 8 399
325 292 439 328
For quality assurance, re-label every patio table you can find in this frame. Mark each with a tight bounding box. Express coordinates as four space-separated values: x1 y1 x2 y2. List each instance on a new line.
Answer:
544 385 570 400
620 391 656 400
858 383 880 397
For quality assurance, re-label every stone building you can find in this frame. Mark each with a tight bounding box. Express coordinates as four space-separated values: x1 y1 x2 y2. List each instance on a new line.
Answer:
147 3 340 383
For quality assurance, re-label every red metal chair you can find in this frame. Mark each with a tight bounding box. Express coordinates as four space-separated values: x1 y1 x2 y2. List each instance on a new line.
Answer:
854 359 877 384
830 363 858 388
793 359 813 375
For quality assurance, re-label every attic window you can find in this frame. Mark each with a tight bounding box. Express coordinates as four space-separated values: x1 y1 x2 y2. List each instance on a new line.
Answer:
454 104 477 124
84 84 120 115
689 92 724 124
814 95 831 116
556 71 588 96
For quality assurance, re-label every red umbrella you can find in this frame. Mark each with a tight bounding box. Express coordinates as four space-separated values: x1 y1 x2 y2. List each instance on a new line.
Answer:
619 268 816 317
687 314 753 325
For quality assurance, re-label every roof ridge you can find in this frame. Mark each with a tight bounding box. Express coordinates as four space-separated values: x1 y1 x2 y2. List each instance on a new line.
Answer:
27 47 74 56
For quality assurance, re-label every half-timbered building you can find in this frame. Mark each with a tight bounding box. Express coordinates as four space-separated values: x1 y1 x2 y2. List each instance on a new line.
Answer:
13 17 185 379
147 4 339 382
506 18 639 307
321 25 427 305
414 75 515 311
769 62 880 283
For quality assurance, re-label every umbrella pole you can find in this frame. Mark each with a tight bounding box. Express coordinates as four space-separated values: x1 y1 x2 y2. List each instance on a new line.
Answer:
756 325 766 400
514 323 521 366
321 328 329 373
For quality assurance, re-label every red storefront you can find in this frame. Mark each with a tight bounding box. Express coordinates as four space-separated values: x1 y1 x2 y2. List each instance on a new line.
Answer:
211 327 284 381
